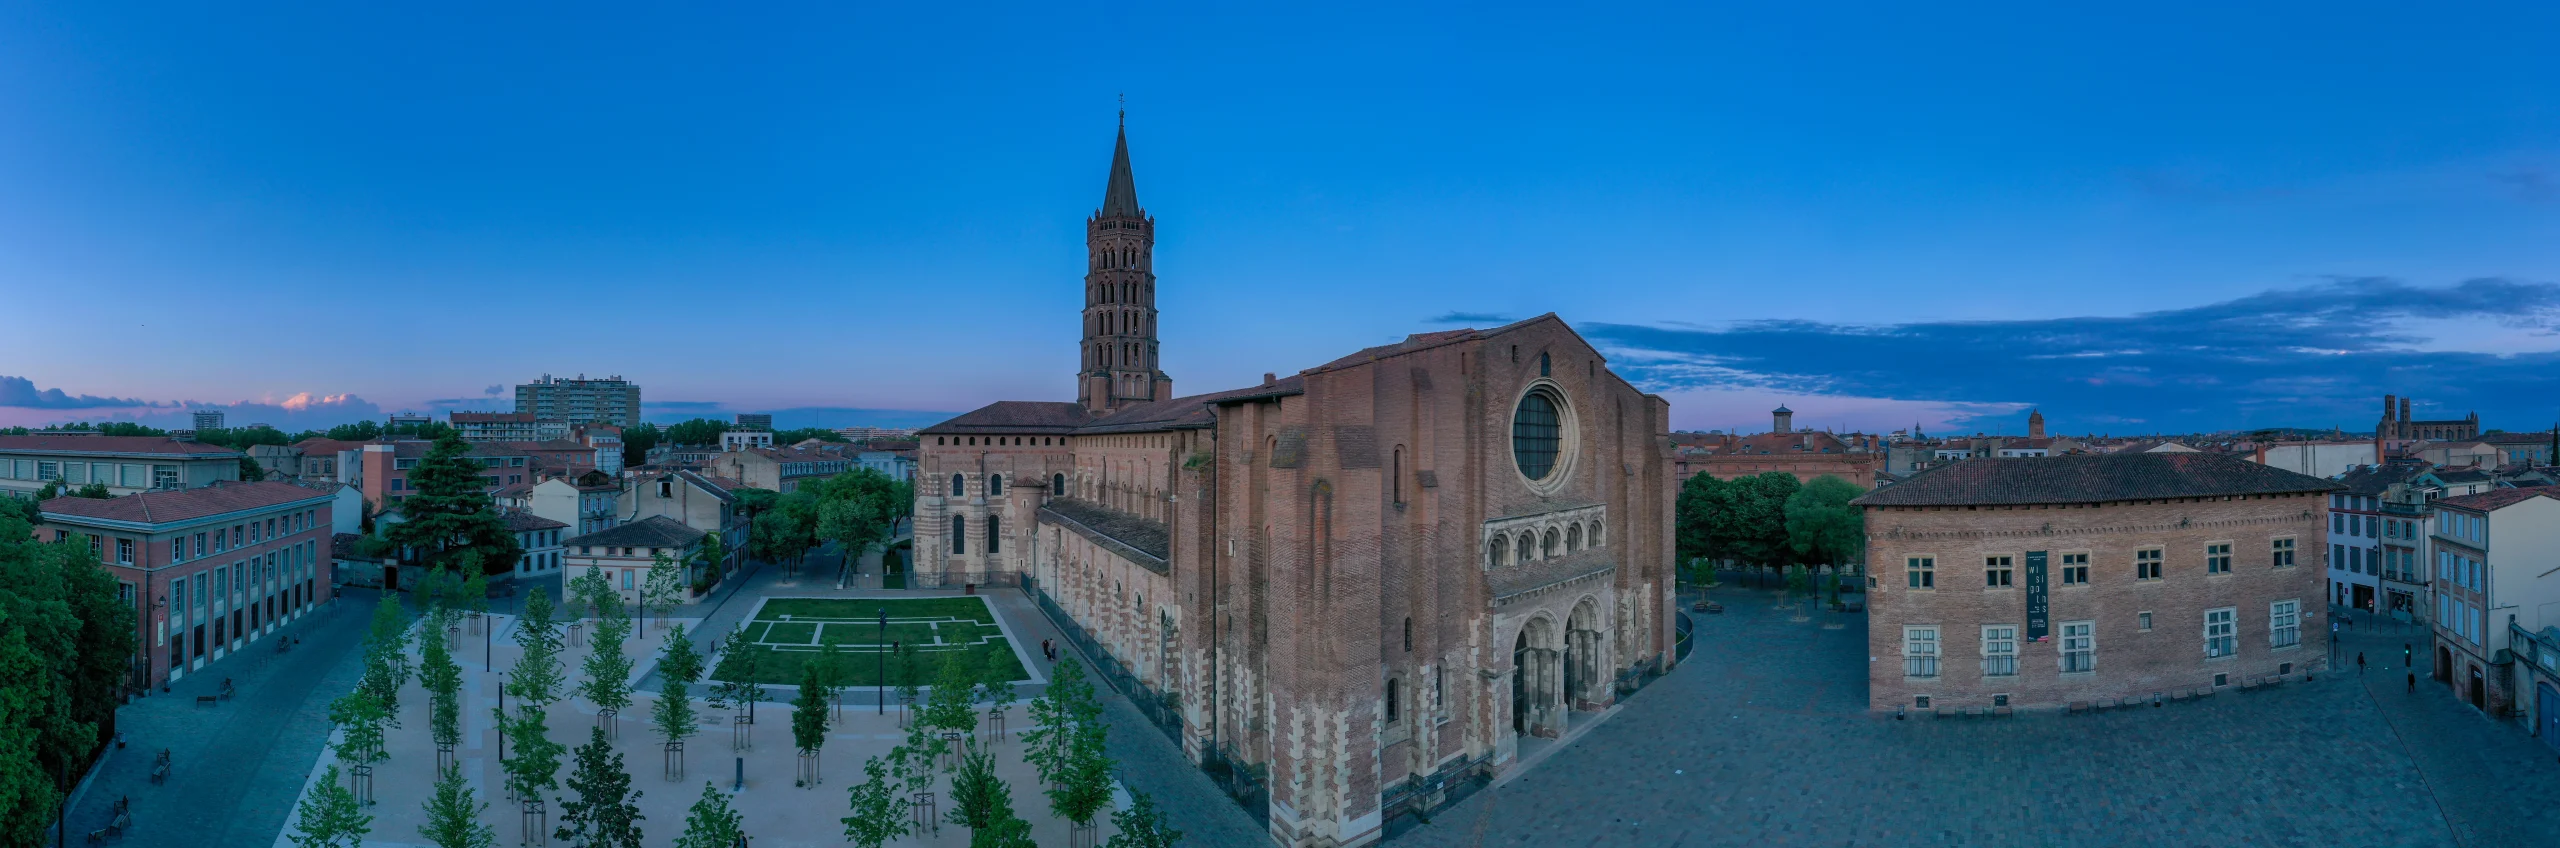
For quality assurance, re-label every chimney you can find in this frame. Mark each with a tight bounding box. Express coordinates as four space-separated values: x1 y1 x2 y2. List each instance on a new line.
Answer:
1263 372 1276 386
1772 405 1794 434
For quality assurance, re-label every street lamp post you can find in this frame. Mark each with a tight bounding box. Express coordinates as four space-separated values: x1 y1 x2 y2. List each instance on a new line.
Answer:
876 608 887 714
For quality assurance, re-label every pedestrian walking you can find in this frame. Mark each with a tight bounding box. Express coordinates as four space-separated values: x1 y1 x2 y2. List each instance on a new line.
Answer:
2357 652 2366 674
2407 671 2416 693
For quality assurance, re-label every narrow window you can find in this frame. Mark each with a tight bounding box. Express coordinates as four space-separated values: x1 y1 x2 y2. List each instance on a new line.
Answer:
1906 556 1935 589
1386 680 1401 723
989 474 1004 496
1403 617 1413 652
949 515 966 554
1052 473 1067 496
1539 351 1550 376
950 474 965 497
1488 535 1508 568
1391 447 1404 505
1984 555 2013 587
985 515 1001 554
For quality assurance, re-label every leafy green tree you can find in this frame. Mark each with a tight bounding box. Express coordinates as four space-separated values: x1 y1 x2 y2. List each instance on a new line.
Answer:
422 619 464 758
840 753 909 848
328 689 391 797
418 762 496 848
663 418 730 446
381 431 523 574
659 625 704 689
792 661 828 777
620 422 661 469
240 455 267 481
642 552 686 629
72 481 111 499
555 726 645 848
290 765 373 848
708 626 765 721
1051 719 1116 834
671 782 743 848
1783 474 1868 569
500 589 568 809
943 740 1013 837
0 628 63 846
1025 658 1102 795
924 648 982 746
652 675 698 773
1103 790 1186 848
0 511 136 820
581 588 635 725
461 568 489 617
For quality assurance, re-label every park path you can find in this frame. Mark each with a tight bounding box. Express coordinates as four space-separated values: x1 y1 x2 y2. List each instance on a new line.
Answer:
62 590 383 848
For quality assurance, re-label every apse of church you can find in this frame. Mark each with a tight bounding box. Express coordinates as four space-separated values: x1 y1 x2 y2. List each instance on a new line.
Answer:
915 118 1679 848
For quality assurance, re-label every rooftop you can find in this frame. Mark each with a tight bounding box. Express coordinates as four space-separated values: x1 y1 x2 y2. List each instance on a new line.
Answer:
2436 488 2558 513
1852 452 2339 507
1038 498 1169 572
564 515 705 549
42 480 333 526
0 435 242 458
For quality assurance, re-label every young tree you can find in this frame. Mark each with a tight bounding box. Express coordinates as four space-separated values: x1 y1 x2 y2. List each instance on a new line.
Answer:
1025 658 1102 794
581 591 635 735
555 726 646 848
500 588 568 819
328 689 391 778
671 782 743 848
792 660 828 784
694 533 729 586
652 675 699 779
382 431 524 573
360 593 412 712
418 763 496 848
659 624 704 689
709 625 765 723
1103 790 1186 848
974 643 1017 719
510 588 567 709
569 565 611 620
422 620 464 767
943 741 1014 839
642 552 685 631
924 648 982 745
460 567 489 619
290 765 373 848
839 754 909 848
1050 721 1116 837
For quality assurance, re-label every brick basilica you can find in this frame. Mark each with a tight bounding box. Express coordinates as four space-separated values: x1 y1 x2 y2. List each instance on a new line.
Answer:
914 118 1679 846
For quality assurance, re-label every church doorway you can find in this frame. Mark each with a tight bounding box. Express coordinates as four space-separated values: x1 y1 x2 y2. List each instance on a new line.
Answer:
1511 632 1527 735
1511 617 1562 737
1565 599 1602 710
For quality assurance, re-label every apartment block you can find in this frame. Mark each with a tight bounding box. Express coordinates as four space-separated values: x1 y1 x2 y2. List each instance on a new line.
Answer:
514 374 642 427
0 434 244 500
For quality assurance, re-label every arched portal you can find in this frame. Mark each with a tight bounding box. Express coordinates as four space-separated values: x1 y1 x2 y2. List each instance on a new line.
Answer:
1566 598 1604 709
1512 616 1562 737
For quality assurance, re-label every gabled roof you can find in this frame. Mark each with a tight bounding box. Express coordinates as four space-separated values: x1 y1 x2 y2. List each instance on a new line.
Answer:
920 401 1093 435
500 511 570 532
41 480 334 526
2437 488 2558 513
1853 452 2339 507
0 435 242 458
564 515 705 549
2336 462 2430 496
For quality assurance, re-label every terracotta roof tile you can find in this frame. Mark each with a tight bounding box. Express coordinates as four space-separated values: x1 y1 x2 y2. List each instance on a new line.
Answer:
0 435 242 458
1853 453 2339 507
41 480 334 526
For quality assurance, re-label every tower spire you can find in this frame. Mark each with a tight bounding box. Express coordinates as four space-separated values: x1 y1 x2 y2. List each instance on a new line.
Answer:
1079 113 1167 413
1102 115 1141 220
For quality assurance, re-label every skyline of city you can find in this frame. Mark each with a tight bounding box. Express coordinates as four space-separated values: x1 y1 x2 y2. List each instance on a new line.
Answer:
5 3 2556 434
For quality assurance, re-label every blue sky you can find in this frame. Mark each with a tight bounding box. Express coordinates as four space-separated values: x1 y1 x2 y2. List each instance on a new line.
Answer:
3 2 2555 435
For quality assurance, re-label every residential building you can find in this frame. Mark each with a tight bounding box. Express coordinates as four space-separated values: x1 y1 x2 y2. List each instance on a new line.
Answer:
2481 431 2556 468
2254 440 2379 479
2511 622 2560 753
562 516 706 609
0 435 244 500
2376 476 2433 623
2331 464 2429 613
719 430 774 452
913 119 1678 847
353 441 537 509
712 445 855 493
192 410 225 431
1857 452 2337 712
856 448 916 483
503 511 569 579
531 469 623 536
836 426 916 441
514 374 643 427
734 413 773 430
2426 467 2496 498
2426 489 2560 715
37 480 336 689
621 470 749 573
2411 441 2500 470
387 413 433 430
452 412 555 442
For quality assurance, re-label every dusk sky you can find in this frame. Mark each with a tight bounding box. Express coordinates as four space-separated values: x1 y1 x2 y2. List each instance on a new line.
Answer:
4 3 2556 435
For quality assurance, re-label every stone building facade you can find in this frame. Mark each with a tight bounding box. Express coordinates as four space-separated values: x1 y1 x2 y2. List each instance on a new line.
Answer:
1856 453 2338 713
914 120 1678 847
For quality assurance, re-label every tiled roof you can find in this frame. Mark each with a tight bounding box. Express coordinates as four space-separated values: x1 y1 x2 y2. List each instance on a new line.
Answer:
2437 488 2557 512
1038 498 1169 572
921 401 1094 435
1077 376 1309 435
1852 452 2339 507
501 511 570 532
564 515 705 549
41 480 333 526
0 435 242 458
2432 468 2493 484
2336 462 2429 496
2481 432 2555 444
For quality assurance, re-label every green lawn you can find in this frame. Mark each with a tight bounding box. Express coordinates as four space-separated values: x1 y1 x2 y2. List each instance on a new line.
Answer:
721 596 1027 687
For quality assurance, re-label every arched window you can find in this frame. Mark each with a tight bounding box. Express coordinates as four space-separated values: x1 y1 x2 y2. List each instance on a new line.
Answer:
1517 532 1537 562
1590 520 1605 547
1052 473 1067 496
1386 679 1401 723
949 474 965 497
1539 351 1551 376
1542 528 1559 558
1566 524 1582 552
985 515 1001 554
988 474 1004 496
1488 535 1507 569
949 515 966 554
1403 617 1413 652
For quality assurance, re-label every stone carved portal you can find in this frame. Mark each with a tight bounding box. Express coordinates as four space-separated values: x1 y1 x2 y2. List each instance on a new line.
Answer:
1510 616 1562 737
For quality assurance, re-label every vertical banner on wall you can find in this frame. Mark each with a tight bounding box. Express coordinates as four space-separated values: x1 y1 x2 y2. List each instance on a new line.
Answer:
2025 551 2050 641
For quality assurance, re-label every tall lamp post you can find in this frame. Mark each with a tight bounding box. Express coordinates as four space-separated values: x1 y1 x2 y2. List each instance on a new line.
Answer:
876 608 887 714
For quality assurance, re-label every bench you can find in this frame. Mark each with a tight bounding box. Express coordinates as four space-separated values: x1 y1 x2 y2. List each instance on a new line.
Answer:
194 696 218 708
149 762 169 785
1837 599 1865 613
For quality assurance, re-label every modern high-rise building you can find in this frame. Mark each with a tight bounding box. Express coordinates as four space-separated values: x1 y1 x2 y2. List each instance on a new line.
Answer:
514 374 643 428
192 410 226 431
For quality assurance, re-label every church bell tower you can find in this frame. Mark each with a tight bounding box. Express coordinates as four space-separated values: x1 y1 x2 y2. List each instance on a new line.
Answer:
1079 113 1172 414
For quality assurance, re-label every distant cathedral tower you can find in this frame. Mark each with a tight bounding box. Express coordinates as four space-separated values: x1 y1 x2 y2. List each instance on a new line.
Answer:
1079 113 1172 413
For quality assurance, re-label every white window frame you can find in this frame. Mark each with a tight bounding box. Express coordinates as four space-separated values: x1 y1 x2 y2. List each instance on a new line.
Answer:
1981 625 2018 677
2060 621 2094 673
2269 600 2300 648
2205 607 2237 658
1902 626 1940 678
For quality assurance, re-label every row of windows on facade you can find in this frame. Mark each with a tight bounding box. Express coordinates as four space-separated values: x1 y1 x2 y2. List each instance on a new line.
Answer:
1090 307 1150 336
1092 249 1147 272
389 472 526 492
2334 543 2418 582
1093 341 1152 370
1485 520 1606 568
4 459 184 488
934 434 1177 449
949 514 1003 555
161 543 322 669
1904 540 2296 589
2435 511 2488 545
1899 601 2302 677
77 508 324 567
2441 595 2488 648
2333 511 2417 540
163 541 319 621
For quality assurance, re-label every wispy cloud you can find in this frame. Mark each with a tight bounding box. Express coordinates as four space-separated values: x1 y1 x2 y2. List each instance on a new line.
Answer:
1587 277 2560 434
0 376 167 410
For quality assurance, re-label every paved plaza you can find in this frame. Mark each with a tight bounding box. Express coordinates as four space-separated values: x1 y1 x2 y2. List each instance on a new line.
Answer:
1396 585 2560 848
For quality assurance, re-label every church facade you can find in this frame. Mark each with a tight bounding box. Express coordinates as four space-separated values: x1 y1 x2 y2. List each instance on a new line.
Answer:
914 120 1679 846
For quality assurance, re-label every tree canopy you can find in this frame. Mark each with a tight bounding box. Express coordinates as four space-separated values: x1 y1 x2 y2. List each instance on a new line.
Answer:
1783 475 1867 567
382 432 523 575
0 507 135 842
